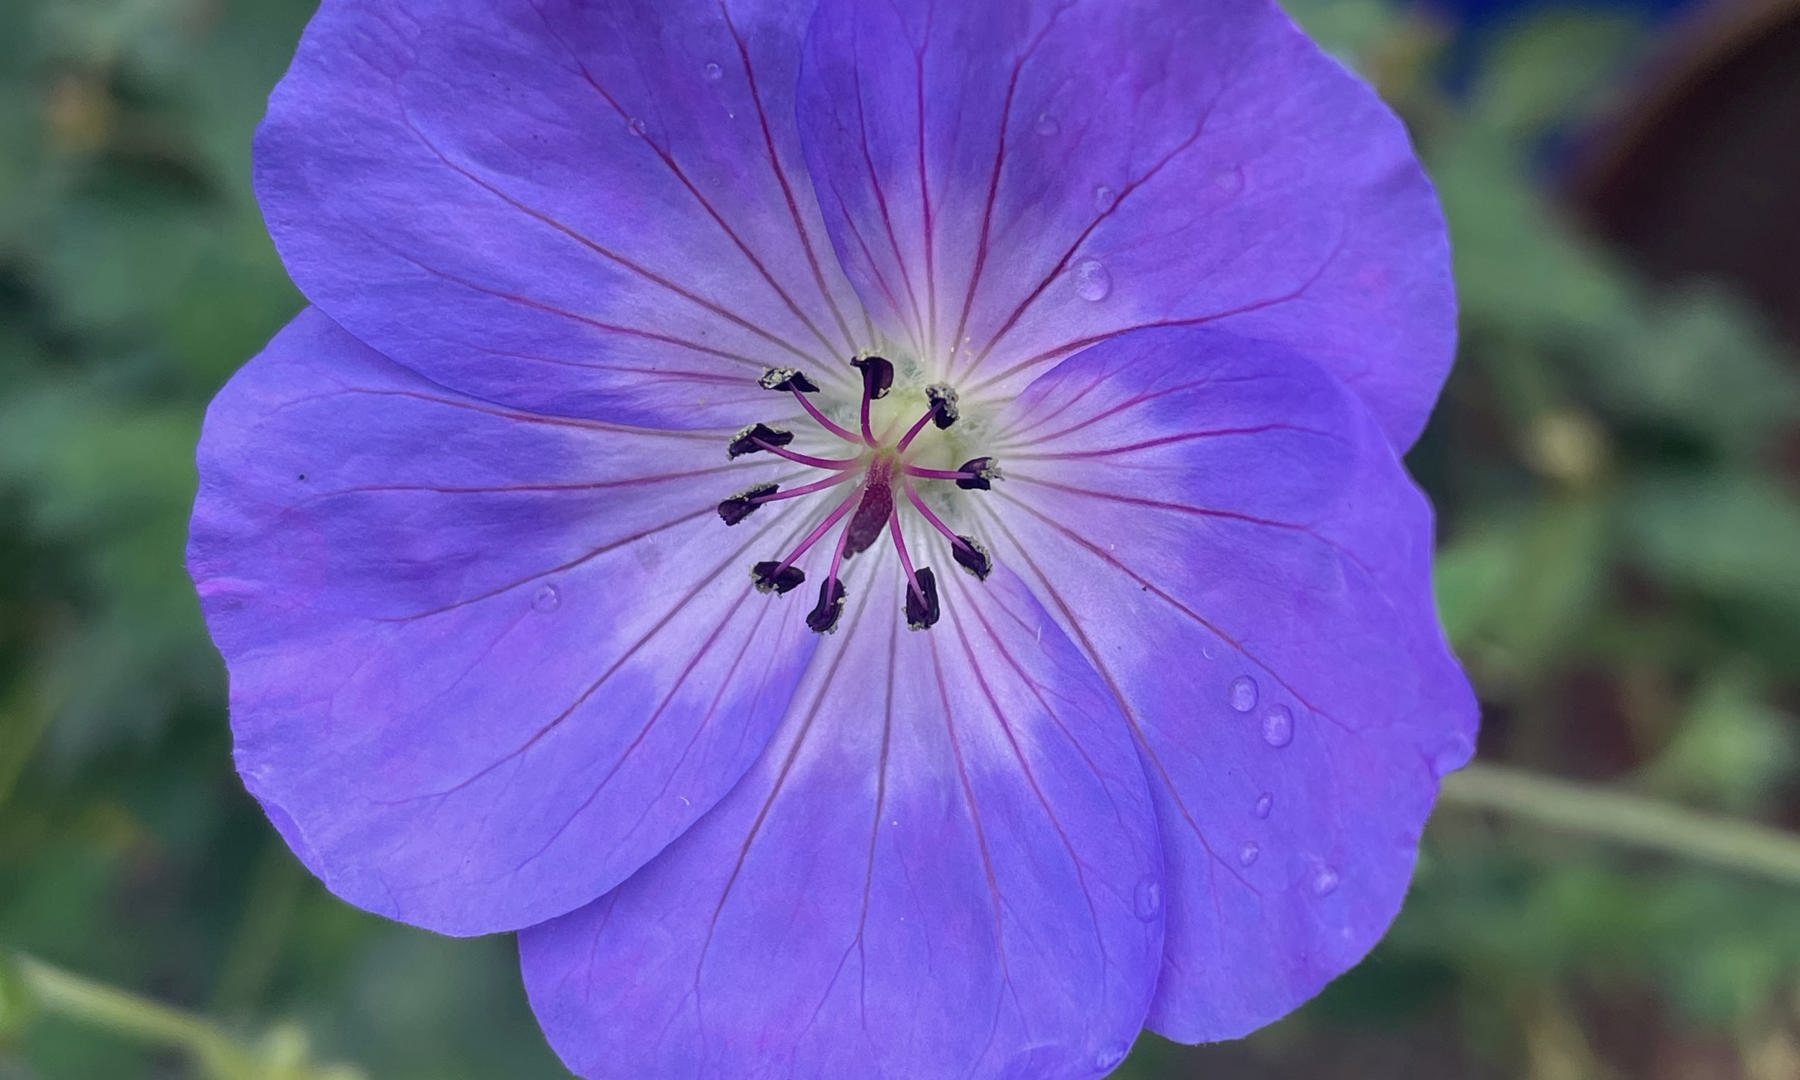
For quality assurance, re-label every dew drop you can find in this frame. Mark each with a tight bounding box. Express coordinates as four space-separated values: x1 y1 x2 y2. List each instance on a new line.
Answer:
1132 875 1162 921
627 116 648 136
1228 675 1258 713
1093 184 1117 211
1072 257 1112 302
1094 1043 1129 1071
1311 865 1340 897
1254 792 1273 819
1261 705 1294 748
1034 111 1060 136
703 61 723 81
1238 842 1260 867
532 585 561 613
1212 163 1244 194
1201 644 1217 660
1431 732 1474 777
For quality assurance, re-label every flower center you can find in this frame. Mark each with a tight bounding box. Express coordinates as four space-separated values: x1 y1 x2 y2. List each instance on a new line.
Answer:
716 356 999 633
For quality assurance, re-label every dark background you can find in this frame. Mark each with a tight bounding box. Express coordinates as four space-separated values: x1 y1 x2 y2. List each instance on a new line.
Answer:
3 1 1798 1077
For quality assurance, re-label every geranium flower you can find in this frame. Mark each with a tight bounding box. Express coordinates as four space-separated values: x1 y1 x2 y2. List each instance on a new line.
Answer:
188 0 1477 1075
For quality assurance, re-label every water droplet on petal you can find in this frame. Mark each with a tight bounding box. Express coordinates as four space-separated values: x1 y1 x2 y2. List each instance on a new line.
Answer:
1035 111 1060 136
1238 842 1260 867
532 585 561 613
1094 1043 1129 1071
1228 676 1258 713
1072 257 1111 302
1093 184 1117 211
1201 644 1217 660
1254 792 1273 819
703 61 723 81
1311 865 1340 897
627 116 648 136
1212 163 1244 194
1431 732 1475 777
1262 705 1294 748
1132 875 1161 921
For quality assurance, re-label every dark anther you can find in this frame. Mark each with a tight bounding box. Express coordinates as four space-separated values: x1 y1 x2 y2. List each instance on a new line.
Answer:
904 567 942 630
728 423 793 459
751 561 807 595
806 578 847 634
954 457 1002 491
759 367 819 393
951 536 992 581
717 483 779 526
925 384 960 429
850 355 894 400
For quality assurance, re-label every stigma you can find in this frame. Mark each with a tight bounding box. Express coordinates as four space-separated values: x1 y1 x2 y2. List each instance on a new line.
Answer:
716 356 998 633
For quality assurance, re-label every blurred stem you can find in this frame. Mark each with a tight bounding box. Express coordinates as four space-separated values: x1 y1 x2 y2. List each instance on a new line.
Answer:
1442 763 1800 887
211 838 304 1016
0 675 55 810
7 953 362 1080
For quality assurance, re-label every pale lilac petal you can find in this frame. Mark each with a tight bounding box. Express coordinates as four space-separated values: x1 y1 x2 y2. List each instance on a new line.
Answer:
188 310 819 935
797 0 1452 448
520 567 1162 1078
986 327 1477 1040
258 0 868 426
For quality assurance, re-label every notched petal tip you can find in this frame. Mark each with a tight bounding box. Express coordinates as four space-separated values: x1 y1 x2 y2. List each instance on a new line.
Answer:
759 367 819 394
718 482 780 526
752 560 807 595
951 536 992 581
925 383 959 429
805 578 847 634
904 566 941 630
728 423 793 459
850 355 894 400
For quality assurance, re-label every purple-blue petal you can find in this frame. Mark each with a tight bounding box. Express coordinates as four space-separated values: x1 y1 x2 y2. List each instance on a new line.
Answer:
988 326 1477 1041
520 568 1163 1079
258 0 866 426
188 309 819 935
797 0 1453 448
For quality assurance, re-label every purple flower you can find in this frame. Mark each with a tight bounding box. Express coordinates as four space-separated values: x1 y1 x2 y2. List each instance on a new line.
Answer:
188 0 1476 1075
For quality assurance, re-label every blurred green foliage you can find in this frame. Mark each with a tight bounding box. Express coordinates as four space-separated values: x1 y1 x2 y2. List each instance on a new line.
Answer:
1 1 1797 1078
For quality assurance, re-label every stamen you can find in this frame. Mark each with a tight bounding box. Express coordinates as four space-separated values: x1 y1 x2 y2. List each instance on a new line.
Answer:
903 457 1001 490
895 403 941 454
750 561 807 594
925 384 959 429
806 500 859 636
904 567 941 630
757 483 864 590
886 504 941 630
789 388 860 444
753 439 860 471
954 457 1002 491
758 367 820 393
806 578 847 634
717 481 780 526
902 478 992 581
728 423 794 459
851 356 894 444
951 538 993 581
720 473 855 526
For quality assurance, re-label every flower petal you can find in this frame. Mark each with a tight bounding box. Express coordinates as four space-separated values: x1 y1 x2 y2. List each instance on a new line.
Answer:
986 327 1477 1040
258 0 868 426
520 566 1162 1078
188 309 819 935
797 0 1452 448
